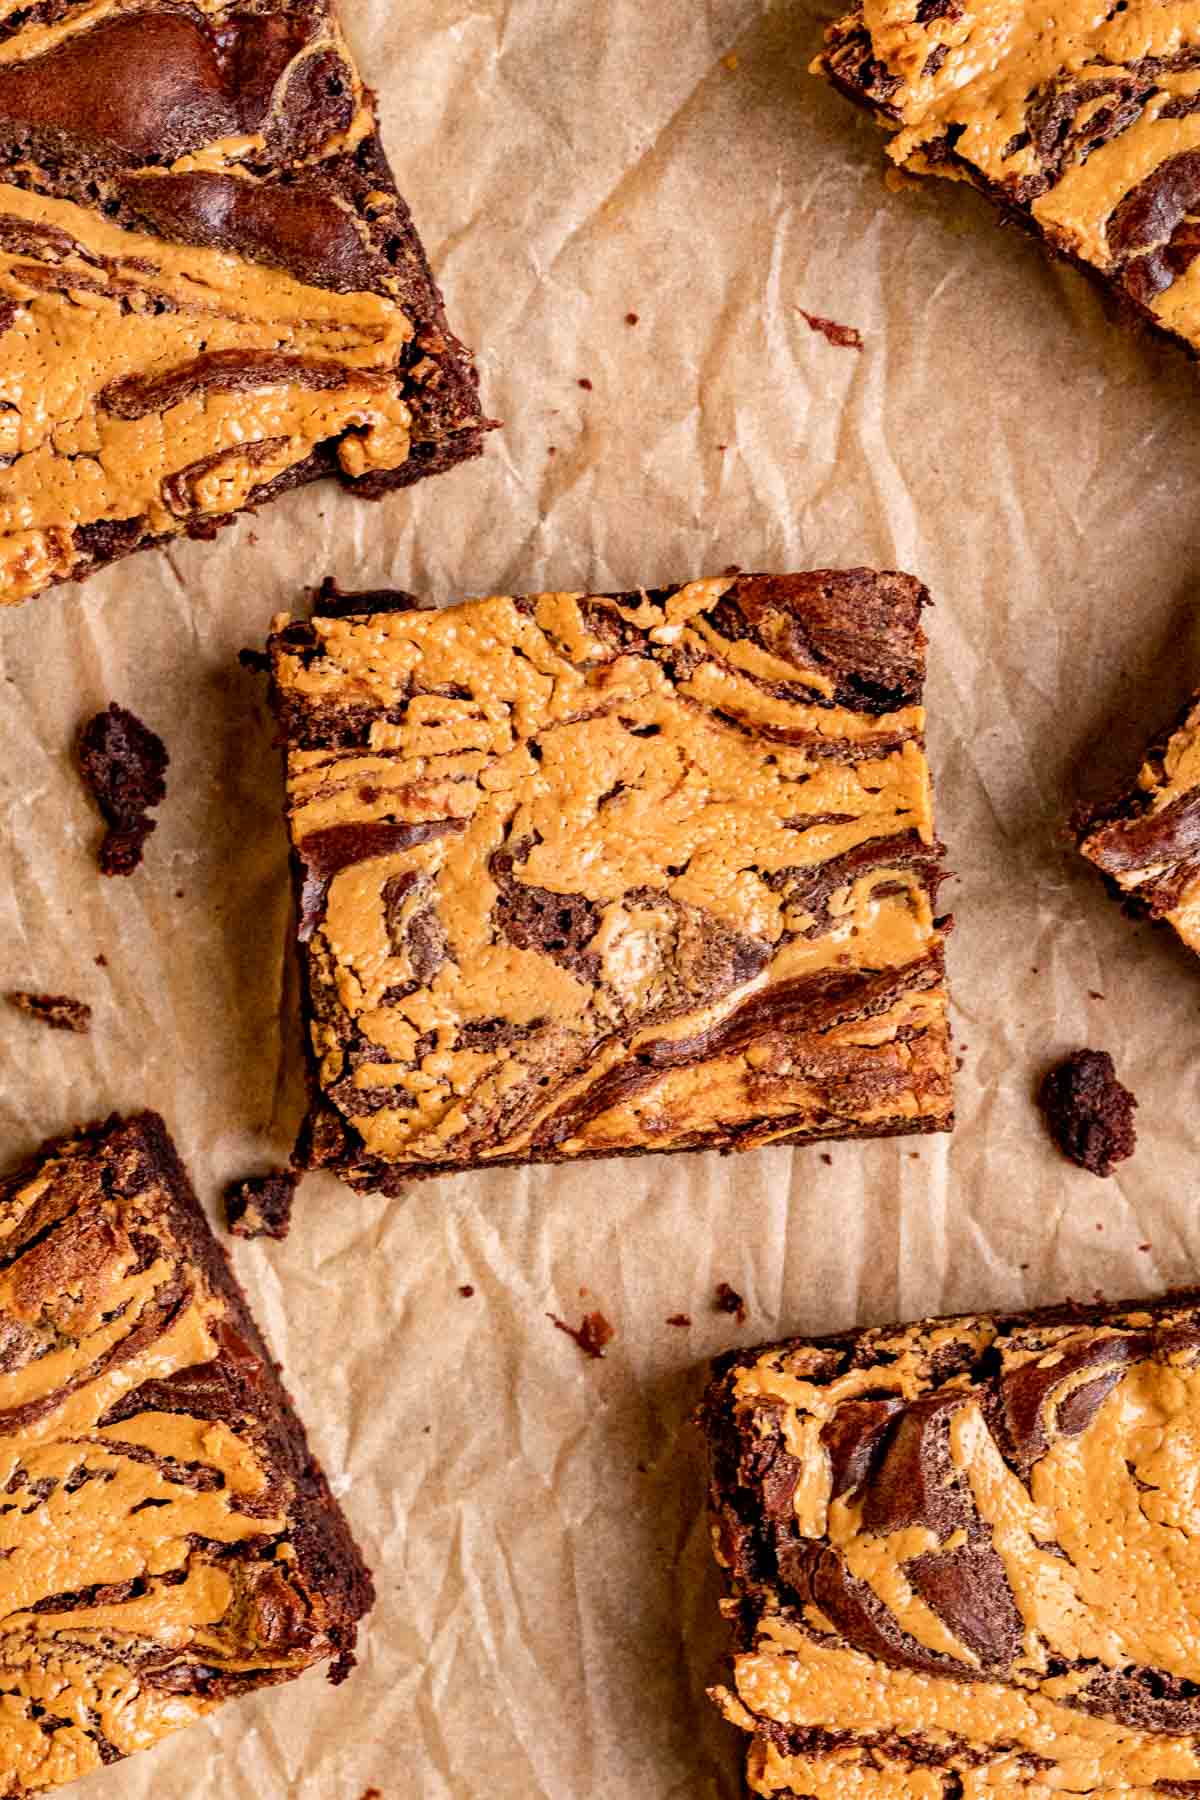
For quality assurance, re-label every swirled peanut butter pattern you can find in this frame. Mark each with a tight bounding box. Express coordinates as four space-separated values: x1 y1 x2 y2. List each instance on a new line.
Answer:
817 0 1200 359
1078 689 1200 954
0 1113 371 1796
0 0 483 605
269 573 954 1191
703 1292 1200 1797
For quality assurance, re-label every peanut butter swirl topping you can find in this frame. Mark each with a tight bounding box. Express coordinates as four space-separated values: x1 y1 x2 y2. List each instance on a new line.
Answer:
269 572 953 1190
703 1290 1200 1797
817 0 1200 360
0 1112 372 1796
0 0 484 605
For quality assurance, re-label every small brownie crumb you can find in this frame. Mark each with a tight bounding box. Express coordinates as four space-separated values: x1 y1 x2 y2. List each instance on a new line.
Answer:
6 991 91 1034
458 1284 475 1298
625 311 640 325
715 1281 747 1325
577 377 593 390
549 1310 614 1359
225 1169 299 1241
77 703 168 877
1038 1049 1137 1178
94 953 108 968
797 307 864 351
666 1313 692 1328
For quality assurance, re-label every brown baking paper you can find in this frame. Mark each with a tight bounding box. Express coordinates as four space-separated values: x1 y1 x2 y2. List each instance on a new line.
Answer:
4 0 1200 1794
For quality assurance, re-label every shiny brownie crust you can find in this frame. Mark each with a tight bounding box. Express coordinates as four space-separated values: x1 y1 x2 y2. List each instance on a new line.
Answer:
702 1288 1200 1796
269 572 954 1191
0 2 487 605
0 1111 373 1796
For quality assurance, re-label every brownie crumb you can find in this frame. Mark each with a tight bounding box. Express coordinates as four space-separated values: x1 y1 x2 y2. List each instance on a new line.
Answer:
1139 1242 1153 1252
458 1284 475 1298
666 1313 692 1328
94 953 108 968
722 563 742 576
77 703 169 877
238 647 270 673
1088 990 1104 1000
577 377 593 390
797 307 864 351
715 1281 747 1325
1037 1049 1137 1178
820 1152 833 1166
548 1310 613 1359
625 311 640 326
6 991 91 1034
224 1169 299 1241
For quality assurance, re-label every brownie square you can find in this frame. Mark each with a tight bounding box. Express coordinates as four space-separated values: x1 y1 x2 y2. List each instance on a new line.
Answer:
701 1289 1200 1795
814 4 1200 368
0 1 487 607
268 571 954 1191
1076 688 1200 954
0 1112 372 1795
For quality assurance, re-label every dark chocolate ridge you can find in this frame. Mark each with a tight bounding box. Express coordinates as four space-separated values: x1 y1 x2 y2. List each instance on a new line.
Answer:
295 817 467 941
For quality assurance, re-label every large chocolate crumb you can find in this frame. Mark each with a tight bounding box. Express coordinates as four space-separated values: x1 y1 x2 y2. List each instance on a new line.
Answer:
715 1281 748 1325
6 991 91 1034
1038 1049 1138 1178
224 1169 299 1240
797 307 864 351
77 703 169 877
548 1310 614 1359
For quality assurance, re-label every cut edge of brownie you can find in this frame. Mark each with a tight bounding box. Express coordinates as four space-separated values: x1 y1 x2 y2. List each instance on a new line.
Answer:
273 573 954 1192
1 1111 374 1684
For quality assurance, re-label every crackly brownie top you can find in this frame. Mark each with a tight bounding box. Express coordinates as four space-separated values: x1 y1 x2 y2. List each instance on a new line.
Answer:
1078 689 1200 952
0 1114 359 1795
270 573 952 1177
820 0 1200 345
706 1292 1200 1796
0 0 472 605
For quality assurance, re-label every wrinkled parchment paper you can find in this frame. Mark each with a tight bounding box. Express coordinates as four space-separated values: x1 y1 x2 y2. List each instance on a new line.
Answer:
6 0 1200 1793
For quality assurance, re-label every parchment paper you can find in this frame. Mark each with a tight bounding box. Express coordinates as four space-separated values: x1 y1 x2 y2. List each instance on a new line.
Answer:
5 0 1200 1793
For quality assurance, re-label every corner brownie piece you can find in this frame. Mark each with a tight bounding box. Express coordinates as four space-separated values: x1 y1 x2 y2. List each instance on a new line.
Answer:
814 3 1200 365
0 1 486 607
702 1289 1200 1796
1076 687 1200 954
268 571 953 1191
0 1112 372 1795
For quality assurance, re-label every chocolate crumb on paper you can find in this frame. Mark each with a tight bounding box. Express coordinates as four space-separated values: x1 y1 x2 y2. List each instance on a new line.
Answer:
6 991 91 1034
224 1169 299 1241
715 1282 747 1325
1038 1048 1137 1178
77 703 168 876
458 1284 475 1298
666 1313 692 1328
577 376 593 390
549 1310 614 1359
797 307 864 351
625 311 640 325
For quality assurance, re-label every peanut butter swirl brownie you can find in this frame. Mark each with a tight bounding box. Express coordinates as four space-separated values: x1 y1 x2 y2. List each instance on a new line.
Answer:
0 0 485 606
0 1112 372 1796
815 0 1200 363
268 572 954 1191
702 1289 1200 1797
1076 687 1200 955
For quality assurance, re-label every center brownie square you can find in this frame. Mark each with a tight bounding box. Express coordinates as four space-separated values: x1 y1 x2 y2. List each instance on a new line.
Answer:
268 571 954 1191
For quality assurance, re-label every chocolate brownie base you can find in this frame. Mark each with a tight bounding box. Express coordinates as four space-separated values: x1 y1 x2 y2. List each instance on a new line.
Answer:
0 3 487 606
1076 687 1200 955
0 1111 372 1795
702 1288 1200 1796
269 572 954 1192
815 6 1200 371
